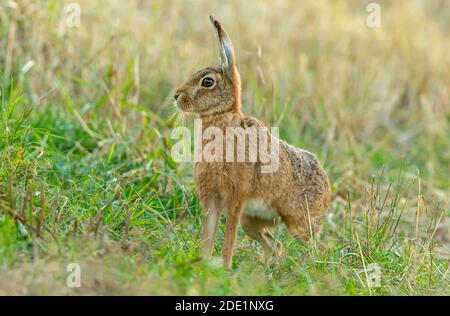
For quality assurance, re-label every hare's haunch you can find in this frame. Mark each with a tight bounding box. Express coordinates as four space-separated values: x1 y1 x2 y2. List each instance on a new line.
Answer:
174 15 331 268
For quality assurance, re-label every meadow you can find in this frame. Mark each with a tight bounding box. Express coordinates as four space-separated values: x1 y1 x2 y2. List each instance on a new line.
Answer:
0 0 449 295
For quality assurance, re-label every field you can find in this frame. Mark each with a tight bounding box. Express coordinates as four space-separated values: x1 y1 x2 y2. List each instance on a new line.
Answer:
0 0 449 295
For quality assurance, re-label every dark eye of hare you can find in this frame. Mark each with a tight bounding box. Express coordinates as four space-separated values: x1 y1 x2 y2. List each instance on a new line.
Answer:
201 77 215 88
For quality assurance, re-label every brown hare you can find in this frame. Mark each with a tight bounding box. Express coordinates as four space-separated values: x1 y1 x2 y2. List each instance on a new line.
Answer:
174 15 331 268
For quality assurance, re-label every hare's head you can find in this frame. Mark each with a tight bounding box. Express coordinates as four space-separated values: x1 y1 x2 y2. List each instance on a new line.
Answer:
174 15 241 116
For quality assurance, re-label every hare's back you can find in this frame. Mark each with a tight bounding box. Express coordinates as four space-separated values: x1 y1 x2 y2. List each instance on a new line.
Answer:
282 142 330 196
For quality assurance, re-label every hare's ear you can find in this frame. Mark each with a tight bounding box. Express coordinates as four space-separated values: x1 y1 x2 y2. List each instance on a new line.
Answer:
210 14 236 78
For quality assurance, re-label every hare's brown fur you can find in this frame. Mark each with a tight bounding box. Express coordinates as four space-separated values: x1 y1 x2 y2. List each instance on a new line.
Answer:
175 16 331 268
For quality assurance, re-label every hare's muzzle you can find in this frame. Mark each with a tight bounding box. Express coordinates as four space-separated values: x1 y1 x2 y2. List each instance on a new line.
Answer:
173 90 191 112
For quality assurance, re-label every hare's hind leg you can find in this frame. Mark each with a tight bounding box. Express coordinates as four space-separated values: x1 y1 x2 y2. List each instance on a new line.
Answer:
241 214 282 259
281 211 324 242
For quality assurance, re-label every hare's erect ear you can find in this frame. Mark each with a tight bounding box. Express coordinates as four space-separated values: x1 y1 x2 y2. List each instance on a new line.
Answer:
210 14 236 78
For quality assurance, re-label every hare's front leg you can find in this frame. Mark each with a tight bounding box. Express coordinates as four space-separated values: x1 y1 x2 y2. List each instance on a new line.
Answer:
199 195 222 259
222 201 245 269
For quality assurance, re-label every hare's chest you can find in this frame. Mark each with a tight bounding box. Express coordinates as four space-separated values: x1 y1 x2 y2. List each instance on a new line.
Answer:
194 162 253 197
194 162 230 190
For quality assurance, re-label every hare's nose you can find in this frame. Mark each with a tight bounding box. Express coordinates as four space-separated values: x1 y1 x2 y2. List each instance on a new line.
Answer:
174 92 180 101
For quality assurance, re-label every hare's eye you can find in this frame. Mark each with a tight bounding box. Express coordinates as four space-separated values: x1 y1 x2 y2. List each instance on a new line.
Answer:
201 77 215 88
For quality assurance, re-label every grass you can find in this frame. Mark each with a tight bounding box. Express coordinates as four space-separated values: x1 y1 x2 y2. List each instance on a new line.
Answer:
0 0 449 295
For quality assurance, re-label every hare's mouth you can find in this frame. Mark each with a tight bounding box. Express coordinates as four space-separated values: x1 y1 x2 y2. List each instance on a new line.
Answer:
175 95 194 112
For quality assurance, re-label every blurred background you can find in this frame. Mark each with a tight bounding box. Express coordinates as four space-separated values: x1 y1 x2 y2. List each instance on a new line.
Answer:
0 0 448 295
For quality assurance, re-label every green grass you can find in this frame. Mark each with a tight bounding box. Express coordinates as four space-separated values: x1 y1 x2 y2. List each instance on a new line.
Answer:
0 0 449 295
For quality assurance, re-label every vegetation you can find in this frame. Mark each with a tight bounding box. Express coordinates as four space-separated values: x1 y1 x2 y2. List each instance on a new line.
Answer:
0 0 448 295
